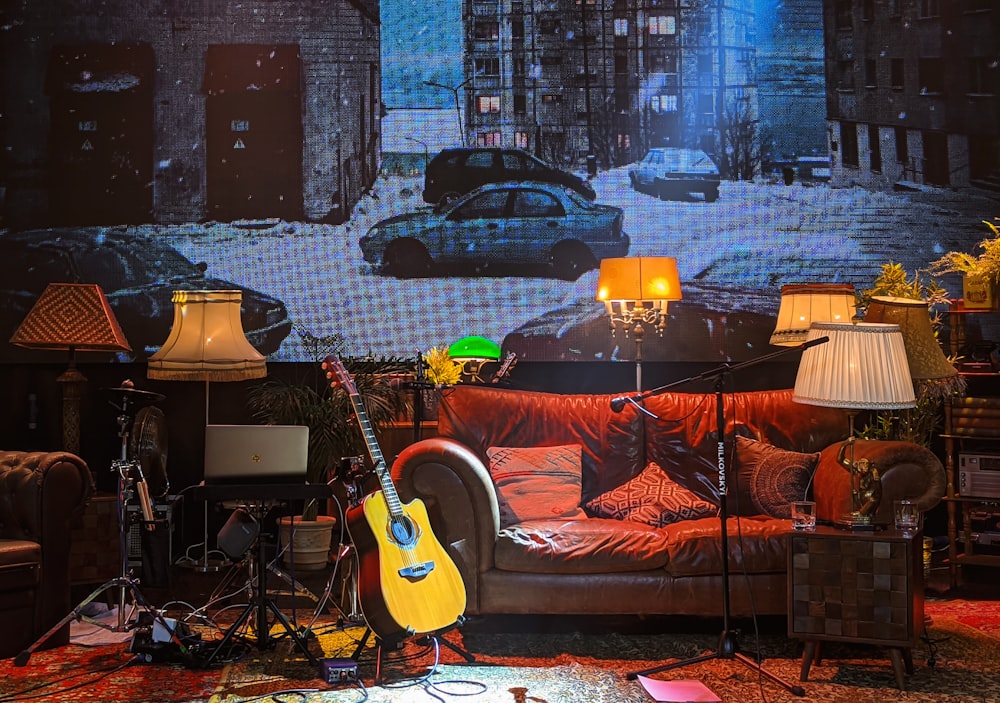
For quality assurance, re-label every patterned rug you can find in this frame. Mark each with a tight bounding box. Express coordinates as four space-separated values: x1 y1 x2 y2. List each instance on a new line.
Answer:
1 599 998 703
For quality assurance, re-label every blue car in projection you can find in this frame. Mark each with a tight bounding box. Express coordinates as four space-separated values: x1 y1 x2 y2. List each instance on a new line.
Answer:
359 181 629 281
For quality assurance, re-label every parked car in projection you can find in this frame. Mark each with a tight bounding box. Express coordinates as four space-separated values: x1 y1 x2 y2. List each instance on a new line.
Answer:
422 147 597 206
360 181 629 280
629 147 721 202
0 228 292 361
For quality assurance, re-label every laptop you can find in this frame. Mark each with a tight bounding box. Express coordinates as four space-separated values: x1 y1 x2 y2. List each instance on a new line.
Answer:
203 424 309 484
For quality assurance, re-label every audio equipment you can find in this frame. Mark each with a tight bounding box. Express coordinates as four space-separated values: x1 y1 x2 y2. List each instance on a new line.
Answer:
959 453 1000 499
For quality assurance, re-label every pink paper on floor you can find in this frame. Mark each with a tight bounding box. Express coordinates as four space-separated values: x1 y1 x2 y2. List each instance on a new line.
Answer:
636 676 722 702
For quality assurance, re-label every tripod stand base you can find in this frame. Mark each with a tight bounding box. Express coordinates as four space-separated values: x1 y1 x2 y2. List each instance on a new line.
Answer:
626 630 805 697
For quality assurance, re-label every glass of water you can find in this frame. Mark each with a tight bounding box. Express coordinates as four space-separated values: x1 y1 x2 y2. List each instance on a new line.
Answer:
791 500 817 531
894 499 920 534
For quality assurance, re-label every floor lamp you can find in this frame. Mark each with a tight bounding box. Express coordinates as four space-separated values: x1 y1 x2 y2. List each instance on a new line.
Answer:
147 290 267 571
596 257 681 392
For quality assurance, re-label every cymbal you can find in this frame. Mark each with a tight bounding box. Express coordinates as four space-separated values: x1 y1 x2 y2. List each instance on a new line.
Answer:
101 386 166 409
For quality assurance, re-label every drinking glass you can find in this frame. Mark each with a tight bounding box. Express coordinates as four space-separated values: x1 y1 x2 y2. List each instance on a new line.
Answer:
894 499 920 534
791 500 817 531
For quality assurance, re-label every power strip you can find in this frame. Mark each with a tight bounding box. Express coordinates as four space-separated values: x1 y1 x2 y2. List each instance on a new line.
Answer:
320 657 359 683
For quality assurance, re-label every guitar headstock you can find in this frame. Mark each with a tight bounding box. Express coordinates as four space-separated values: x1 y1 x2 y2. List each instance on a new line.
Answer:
322 355 358 395
491 351 518 384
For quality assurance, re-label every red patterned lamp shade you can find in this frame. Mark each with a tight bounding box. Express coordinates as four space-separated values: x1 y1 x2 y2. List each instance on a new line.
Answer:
10 283 132 454
11 283 131 353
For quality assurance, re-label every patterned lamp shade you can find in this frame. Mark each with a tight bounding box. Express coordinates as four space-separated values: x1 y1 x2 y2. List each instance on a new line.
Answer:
11 283 131 353
863 295 957 381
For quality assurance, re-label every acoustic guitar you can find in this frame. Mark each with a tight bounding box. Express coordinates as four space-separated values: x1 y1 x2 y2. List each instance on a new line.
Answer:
323 356 467 643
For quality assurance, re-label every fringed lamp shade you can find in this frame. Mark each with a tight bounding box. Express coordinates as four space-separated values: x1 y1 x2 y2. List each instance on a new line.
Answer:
793 322 916 412
770 283 856 347
147 290 266 382
863 296 958 382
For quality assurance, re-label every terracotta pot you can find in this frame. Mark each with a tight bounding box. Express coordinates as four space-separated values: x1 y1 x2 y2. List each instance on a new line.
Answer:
276 515 336 571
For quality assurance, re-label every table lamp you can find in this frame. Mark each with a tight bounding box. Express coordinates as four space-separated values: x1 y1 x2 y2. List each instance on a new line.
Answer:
770 283 857 346
448 335 501 383
793 321 915 528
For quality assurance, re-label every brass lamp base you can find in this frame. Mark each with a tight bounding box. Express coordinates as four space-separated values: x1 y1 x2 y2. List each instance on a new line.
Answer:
835 512 878 531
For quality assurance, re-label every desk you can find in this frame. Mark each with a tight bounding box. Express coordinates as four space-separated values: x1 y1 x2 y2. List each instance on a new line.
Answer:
787 526 923 690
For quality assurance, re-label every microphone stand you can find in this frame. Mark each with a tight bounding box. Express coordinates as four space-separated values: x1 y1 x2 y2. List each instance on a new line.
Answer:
621 337 827 697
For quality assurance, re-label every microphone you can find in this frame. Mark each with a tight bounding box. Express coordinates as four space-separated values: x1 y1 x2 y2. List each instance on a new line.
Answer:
610 396 632 413
802 335 829 349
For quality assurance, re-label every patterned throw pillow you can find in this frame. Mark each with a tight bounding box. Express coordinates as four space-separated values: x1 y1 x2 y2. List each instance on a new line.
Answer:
486 444 588 528
585 461 718 528
734 436 820 518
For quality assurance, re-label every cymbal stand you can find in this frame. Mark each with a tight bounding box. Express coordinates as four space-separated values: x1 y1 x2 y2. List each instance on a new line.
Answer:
15 401 172 666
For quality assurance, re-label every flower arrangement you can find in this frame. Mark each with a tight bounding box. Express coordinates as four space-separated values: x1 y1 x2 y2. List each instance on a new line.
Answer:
423 345 463 385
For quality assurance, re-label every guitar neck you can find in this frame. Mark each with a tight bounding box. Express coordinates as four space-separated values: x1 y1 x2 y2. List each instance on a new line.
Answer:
345 392 403 517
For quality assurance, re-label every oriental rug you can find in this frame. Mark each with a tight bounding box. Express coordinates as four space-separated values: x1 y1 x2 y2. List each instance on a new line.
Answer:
0 599 997 703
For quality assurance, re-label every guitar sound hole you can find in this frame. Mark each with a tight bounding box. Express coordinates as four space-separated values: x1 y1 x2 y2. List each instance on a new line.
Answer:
389 516 418 547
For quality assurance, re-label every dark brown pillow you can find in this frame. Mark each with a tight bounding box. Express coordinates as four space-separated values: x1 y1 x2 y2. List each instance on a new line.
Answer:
585 461 718 528
734 436 819 518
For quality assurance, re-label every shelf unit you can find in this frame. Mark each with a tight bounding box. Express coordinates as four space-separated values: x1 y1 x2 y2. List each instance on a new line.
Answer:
941 395 1000 589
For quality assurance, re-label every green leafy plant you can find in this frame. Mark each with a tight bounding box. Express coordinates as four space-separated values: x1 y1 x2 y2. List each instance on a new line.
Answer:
926 218 1000 285
246 330 410 519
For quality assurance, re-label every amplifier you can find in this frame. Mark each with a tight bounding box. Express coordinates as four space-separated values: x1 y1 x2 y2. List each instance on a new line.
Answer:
958 454 1000 499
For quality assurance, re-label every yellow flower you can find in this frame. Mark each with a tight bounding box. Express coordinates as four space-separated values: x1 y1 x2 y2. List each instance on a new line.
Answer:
424 346 463 385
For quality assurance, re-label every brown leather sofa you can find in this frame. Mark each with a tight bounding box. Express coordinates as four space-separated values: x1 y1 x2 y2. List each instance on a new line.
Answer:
0 450 94 659
392 386 946 618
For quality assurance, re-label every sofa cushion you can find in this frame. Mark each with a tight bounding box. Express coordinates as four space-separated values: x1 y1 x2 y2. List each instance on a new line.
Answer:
494 518 670 573
584 461 718 527
734 437 819 518
487 444 588 527
660 515 791 577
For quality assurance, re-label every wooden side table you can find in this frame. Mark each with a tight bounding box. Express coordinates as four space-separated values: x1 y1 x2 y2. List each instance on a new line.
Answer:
787 526 924 690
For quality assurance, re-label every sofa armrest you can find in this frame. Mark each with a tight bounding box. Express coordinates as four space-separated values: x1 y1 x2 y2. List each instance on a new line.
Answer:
391 438 499 613
0 450 94 646
812 439 945 526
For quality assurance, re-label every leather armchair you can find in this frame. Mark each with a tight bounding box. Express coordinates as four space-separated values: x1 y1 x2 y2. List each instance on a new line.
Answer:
0 451 94 659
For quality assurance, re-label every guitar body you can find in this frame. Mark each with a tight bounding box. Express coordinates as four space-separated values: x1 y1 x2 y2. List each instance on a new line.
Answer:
346 489 467 643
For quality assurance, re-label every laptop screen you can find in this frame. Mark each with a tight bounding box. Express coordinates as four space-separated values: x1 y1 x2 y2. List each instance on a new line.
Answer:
203 424 309 484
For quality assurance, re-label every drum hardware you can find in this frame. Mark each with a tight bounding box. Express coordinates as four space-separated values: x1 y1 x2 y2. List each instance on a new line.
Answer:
15 382 175 666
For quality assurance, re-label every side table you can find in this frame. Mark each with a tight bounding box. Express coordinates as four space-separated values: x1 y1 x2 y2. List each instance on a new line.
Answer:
787 526 924 690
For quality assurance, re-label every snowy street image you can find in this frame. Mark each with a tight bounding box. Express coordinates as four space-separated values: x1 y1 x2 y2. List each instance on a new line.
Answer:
131 169 999 363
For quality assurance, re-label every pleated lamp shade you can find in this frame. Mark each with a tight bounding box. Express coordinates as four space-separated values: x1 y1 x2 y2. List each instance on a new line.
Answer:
862 296 957 381
770 283 856 346
147 290 266 382
793 322 916 411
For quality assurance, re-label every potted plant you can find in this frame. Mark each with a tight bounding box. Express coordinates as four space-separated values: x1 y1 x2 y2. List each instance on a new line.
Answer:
246 330 411 568
926 218 1000 310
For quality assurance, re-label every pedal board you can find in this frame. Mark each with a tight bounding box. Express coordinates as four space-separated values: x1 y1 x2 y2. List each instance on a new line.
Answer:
320 657 359 683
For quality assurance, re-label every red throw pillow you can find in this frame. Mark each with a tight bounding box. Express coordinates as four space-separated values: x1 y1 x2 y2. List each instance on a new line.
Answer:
585 461 718 528
486 444 588 528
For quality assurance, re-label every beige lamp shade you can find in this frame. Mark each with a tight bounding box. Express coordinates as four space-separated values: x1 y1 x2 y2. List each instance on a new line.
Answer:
147 290 266 382
596 256 682 304
770 283 856 346
793 321 916 411
863 296 957 381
